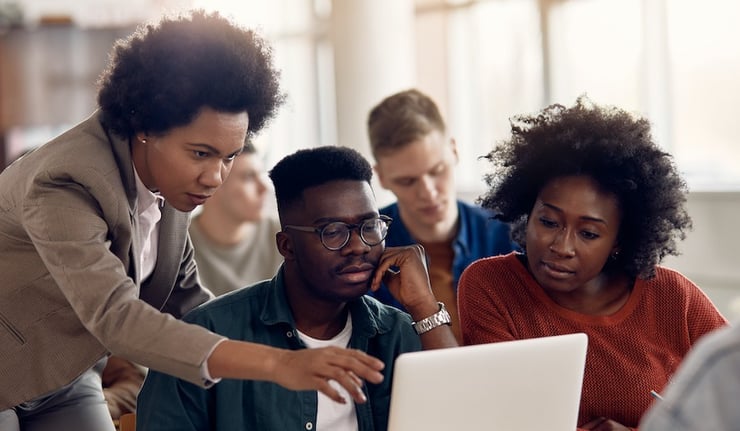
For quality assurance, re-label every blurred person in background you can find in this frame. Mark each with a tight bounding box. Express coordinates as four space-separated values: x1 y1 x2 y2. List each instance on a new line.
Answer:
189 141 283 295
366 88 516 342
640 321 740 430
101 356 146 421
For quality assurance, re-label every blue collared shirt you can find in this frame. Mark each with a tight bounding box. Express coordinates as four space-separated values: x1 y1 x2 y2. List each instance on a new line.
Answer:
371 200 516 311
136 268 422 431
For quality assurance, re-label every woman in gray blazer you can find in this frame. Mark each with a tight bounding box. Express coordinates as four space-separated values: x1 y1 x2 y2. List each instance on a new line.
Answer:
0 10 383 431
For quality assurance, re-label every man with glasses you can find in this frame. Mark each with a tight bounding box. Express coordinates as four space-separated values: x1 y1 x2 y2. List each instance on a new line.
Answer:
136 146 457 431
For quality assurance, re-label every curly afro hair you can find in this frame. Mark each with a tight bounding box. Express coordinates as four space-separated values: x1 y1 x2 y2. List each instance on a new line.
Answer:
97 9 283 140
269 145 373 218
480 96 691 279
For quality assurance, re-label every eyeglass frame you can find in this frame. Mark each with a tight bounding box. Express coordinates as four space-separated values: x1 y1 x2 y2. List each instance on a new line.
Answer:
283 215 393 251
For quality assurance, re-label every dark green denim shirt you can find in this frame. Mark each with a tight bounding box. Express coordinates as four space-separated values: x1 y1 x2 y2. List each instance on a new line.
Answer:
137 268 421 431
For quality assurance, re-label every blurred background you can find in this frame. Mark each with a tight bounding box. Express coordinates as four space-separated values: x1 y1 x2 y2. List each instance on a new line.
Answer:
1 0 739 319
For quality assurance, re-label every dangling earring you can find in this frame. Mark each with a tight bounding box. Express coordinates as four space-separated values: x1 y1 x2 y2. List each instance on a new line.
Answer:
610 250 620 260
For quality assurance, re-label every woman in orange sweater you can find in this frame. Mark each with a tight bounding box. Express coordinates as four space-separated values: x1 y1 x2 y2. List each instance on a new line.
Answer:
457 97 727 431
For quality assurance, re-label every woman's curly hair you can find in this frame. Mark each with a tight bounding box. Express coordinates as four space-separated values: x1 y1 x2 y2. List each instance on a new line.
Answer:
480 96 691 279
97 9 283 140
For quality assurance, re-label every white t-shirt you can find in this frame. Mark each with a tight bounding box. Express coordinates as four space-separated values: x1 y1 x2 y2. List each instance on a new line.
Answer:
297 314 359 431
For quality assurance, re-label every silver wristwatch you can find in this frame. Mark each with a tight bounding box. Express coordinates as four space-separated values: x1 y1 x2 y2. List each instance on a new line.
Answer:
412 302 451 335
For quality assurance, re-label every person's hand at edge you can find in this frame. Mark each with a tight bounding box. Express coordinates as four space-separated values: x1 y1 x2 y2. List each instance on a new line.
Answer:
208 340 384 404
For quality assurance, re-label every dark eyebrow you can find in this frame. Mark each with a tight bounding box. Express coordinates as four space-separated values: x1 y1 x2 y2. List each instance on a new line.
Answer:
189 143 243 157
541 202 608 225
312 212 379 225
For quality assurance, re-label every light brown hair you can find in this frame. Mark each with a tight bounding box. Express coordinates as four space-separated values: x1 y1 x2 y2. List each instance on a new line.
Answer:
366 89 446 158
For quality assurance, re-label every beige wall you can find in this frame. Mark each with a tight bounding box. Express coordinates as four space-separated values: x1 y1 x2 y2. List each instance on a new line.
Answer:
663 191 740 321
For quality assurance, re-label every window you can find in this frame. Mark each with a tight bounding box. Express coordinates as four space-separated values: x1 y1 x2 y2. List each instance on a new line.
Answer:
191 0 332 170
188 0 740 192
666 0 740 190
419 0 545 193
422 0 740 194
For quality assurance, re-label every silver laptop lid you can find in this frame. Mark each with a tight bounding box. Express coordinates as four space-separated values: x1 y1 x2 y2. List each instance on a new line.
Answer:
388 333 588 431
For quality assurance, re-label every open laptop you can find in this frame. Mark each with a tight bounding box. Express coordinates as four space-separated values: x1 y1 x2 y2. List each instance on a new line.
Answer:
387 333 588 431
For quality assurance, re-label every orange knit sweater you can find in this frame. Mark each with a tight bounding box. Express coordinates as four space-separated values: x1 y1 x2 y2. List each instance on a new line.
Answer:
458 252 727 429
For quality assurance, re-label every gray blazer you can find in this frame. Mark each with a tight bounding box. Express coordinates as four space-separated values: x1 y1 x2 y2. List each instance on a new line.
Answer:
0 112 224 409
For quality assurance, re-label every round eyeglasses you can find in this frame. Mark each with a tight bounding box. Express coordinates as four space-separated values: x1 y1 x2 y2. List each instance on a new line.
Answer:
283 215 392 251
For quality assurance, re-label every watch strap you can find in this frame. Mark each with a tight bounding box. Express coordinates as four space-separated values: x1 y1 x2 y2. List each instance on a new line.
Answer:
412 302 451 335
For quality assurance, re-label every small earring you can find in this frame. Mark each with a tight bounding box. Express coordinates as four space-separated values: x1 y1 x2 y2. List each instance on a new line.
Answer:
611 250 620 260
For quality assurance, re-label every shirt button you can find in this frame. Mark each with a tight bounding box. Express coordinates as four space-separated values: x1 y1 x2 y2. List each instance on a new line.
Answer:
305 422 313 430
